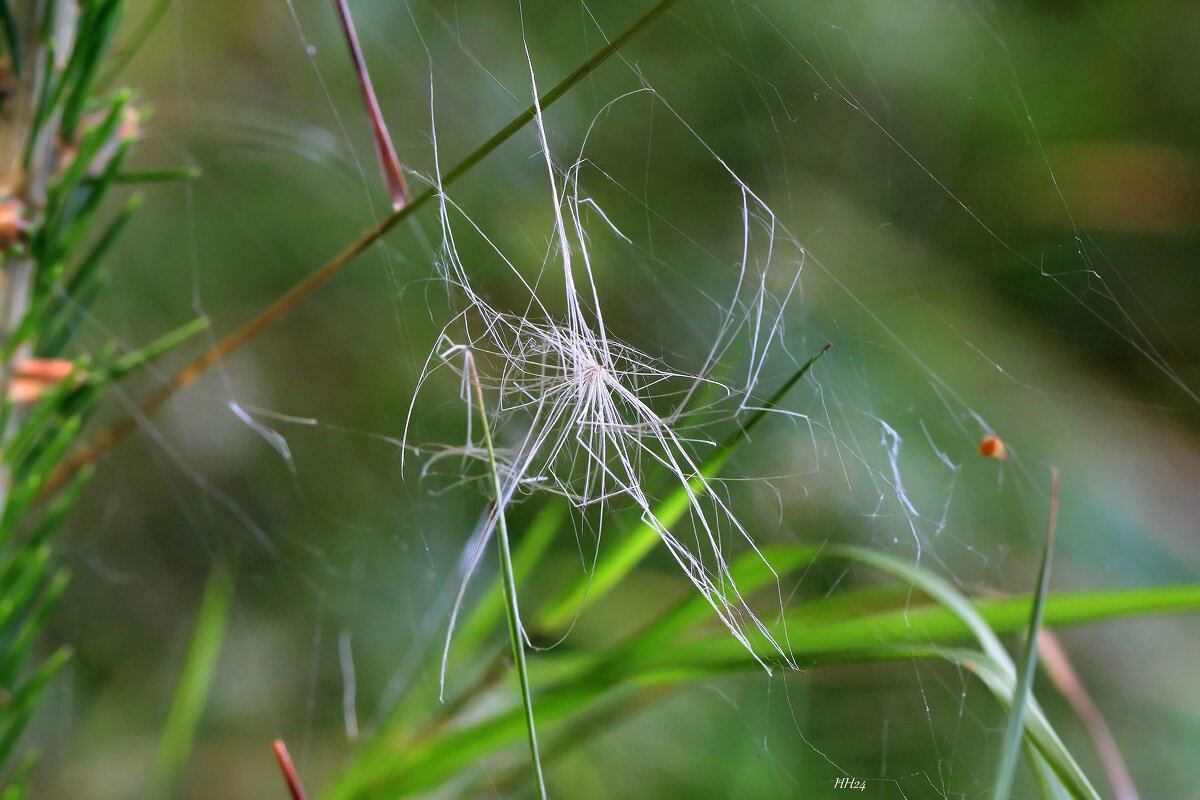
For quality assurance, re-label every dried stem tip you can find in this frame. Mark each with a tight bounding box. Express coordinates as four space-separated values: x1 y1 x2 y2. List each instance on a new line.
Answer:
332 0 409 210
270 739 308 800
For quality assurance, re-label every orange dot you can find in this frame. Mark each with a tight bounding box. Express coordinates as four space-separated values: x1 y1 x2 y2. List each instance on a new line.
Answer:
979 435 1007 461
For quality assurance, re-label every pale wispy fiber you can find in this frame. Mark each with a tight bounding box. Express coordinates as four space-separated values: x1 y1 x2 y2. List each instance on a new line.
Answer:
404 49 810 688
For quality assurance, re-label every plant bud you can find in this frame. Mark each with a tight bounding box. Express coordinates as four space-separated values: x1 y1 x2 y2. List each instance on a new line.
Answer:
8 358 81 404
0 198 25 248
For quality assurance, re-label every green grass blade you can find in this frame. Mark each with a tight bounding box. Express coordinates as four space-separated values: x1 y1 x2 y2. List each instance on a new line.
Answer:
0 750 39 800
4 416 83 526
823 544 1013 669
331 504 564 800
0 548 50 636
993 469 1060 800
963 650 1098 800
41 194 141 355
1029 741 1075 800
468 358 547 800
495 505 548 800
0 648 69 771
453 501 565 668
41 92 129 236
330 515 1198 799
21 42 57 170
358 505 567 763
612 584 1200 675
338 580 1198 798
25 465 94 553
149 566 234 798
536 344 831 631
616 545 820 655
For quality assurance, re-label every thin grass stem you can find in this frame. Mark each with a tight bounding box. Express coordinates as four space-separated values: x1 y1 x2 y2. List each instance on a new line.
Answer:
466 354 548 800
992 467 1060 800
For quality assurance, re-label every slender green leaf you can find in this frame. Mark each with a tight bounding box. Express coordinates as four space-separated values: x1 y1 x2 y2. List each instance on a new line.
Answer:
0 750 39 800
0 648 69 770
150 566 234 798
41 93 129 242
0 570 69 689
452 502 566 669
112 166 201 184
964 650 1097 800
0 548 50 641
994 469 1060 800
104 316 209 383
60 1 123 138
335 578 1198 798
467 359 547 800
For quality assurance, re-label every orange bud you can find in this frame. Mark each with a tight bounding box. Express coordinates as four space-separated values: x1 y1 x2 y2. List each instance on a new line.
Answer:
0 199 26 248
8 358 81 405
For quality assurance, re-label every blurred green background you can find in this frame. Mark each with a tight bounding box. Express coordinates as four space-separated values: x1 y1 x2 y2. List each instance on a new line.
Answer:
31 0 1200 797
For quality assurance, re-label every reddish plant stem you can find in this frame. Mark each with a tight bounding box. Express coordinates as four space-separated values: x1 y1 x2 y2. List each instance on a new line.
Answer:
271 739 309 800
332 0 408 210
1038 631 1140 800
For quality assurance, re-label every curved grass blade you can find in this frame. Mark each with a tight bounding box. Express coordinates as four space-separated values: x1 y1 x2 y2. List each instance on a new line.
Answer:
993 468 1060 800
333 575 1199 798
964 649 1096 800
